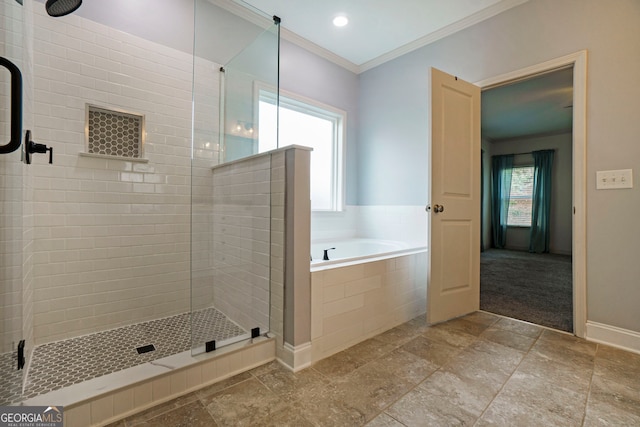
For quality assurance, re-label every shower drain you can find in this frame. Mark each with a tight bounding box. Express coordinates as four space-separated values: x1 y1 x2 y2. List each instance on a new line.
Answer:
136 344 156 355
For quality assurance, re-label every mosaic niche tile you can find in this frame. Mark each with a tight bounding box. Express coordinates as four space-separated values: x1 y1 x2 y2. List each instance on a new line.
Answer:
87 105 144 158
21 307 246 401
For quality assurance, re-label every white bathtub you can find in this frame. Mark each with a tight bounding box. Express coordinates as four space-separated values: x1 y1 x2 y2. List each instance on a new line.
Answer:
311 238 426 270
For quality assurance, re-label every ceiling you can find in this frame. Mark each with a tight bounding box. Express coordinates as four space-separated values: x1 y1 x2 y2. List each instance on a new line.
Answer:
229 0 572 141
237 0 528 72
482 67 574 142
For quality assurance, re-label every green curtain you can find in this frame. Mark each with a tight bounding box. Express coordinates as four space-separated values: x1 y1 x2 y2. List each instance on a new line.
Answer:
491 154 514 248
529 150 555 253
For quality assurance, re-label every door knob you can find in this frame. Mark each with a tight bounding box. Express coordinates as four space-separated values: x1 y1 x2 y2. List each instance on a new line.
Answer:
433 204 444 213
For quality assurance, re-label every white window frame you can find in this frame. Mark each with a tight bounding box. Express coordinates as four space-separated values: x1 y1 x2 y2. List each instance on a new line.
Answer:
255 83 346 212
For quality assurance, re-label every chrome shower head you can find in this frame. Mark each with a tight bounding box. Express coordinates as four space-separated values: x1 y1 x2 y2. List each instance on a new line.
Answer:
46 0 82 17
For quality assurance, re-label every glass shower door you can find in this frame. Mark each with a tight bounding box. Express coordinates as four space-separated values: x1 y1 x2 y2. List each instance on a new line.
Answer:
191 0 279 354
1 0 26 405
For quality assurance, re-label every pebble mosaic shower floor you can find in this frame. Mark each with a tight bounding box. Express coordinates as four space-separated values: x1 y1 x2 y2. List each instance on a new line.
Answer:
0 307 246 405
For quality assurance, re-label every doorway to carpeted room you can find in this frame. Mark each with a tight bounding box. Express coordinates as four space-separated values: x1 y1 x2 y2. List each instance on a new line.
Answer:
480 249 572 332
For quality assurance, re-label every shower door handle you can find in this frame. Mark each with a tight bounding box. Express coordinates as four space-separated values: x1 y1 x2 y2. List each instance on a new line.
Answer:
0 57 23 154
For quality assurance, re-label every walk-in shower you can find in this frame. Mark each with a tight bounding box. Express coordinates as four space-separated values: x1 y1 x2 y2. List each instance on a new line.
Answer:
1 0 280 409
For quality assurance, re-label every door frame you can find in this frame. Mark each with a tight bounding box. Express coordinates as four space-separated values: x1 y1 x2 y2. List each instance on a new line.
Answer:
475 50 587 338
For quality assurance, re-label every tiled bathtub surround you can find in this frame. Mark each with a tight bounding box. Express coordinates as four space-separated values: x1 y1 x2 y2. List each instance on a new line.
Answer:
311 251 428 362
11 307 245 403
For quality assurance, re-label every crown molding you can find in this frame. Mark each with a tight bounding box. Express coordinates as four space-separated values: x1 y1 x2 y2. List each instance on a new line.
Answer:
208 0 272 27
210 0 529 75
359 0 530 73
280 27 360 74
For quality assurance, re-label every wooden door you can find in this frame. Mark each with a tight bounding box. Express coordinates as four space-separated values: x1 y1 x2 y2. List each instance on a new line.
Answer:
427 68 481 324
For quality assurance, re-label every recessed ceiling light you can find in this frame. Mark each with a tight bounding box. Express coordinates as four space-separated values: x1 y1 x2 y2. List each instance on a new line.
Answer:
333 15 348 27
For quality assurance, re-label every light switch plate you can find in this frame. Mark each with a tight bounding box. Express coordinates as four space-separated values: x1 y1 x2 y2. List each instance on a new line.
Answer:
596 169 633 189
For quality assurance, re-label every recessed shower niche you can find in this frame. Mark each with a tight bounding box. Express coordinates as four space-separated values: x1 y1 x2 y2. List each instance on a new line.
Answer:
85 104 145 159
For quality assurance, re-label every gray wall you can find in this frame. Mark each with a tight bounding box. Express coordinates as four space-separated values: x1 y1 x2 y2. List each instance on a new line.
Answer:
358 0 640 332
38 0 195 54
279 40 360 205
490 133 573 255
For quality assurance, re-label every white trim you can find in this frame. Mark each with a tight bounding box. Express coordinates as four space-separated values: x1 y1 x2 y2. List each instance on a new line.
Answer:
586 321 640 355
78 152 149 163
475 50 588 338
209 0 271 27
279 342 312 372
210 144 311 171
281 28 360 74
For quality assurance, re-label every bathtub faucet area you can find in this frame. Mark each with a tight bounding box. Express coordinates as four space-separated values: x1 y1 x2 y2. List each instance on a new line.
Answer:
311 238 427 269
323 247 336 260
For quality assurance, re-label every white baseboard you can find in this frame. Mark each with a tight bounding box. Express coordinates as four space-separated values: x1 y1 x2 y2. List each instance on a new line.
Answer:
279 342 312 372
586 321 640 355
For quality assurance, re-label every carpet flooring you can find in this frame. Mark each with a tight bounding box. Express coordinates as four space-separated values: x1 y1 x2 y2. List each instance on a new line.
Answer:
480 249 573 332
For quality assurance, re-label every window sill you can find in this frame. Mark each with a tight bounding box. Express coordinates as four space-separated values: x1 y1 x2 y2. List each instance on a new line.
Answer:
507 225 531 229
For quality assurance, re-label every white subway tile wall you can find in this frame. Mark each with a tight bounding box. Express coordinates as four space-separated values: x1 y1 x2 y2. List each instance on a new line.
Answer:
311 205 428 247
211 155 273 333
0 0 19 353
191 55 222 314
357 205 428 246
30 7 195 344
0 0 36 400
22 0 36 368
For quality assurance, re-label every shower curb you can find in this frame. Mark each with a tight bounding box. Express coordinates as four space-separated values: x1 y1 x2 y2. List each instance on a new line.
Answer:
23 337 275 427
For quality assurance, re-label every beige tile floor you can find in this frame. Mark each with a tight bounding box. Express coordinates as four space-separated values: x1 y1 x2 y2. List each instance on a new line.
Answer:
107 311 640 426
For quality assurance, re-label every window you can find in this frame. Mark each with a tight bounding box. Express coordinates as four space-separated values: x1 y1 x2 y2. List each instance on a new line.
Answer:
258 90 345 211
507 166 534 227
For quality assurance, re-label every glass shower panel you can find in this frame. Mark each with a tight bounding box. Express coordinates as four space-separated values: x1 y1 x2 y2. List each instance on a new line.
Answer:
1 0 25 406
220 25 279 162
191 0 279 354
